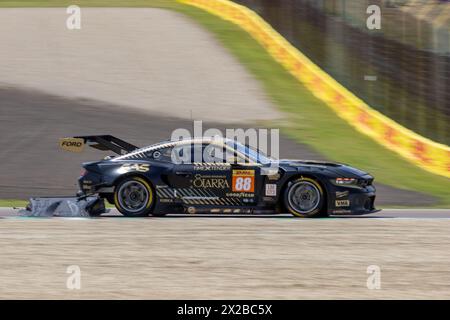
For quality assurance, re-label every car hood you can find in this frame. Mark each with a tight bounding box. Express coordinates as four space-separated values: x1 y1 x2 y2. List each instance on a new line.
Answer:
276 159 370 178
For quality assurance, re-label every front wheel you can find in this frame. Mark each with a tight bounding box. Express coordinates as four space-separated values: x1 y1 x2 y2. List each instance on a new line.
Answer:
284 177 326 217
114 177 154 217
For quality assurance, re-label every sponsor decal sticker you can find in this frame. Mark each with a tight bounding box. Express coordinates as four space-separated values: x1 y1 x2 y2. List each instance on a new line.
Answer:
332 209 352 214
193 174 229 189
336 191 349 198
335 200 350 207
194 163 231 171
60 138 84 152
225 192 254 198
232 170 255 192
265 184 277 196
119 163 150 173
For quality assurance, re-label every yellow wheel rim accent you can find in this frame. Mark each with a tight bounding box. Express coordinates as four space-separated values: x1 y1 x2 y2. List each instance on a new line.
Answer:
287 177 323 217
114 177 153 212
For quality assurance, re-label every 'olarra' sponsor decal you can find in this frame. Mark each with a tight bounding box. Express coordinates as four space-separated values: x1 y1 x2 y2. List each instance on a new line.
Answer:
192 174 229 189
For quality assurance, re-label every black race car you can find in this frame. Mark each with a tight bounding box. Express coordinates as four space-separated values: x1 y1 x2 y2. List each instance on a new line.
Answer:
59 135 378 217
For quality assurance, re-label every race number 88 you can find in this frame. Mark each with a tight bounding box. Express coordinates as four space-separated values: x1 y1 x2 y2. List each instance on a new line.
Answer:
232 170 255 192
234 177 252 191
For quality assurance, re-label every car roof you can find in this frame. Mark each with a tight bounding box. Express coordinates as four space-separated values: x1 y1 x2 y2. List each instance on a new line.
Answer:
112 137 235 161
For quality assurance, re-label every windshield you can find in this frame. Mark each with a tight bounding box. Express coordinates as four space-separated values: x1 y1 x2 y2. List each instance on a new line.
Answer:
225 140 273 164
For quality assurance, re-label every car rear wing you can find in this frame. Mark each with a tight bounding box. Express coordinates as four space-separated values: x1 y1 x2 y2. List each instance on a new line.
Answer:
59 135 139 155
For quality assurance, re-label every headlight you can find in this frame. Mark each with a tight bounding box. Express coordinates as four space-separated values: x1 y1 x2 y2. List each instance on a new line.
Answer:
334 178 358 185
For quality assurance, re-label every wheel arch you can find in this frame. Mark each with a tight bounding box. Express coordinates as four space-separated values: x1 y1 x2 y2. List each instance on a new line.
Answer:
113 172 154 190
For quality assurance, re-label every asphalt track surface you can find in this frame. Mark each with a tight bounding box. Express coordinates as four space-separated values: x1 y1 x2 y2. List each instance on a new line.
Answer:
1 207 450 218
1 210 450 299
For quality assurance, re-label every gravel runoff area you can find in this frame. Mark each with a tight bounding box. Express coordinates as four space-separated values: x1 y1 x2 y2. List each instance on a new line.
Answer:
0 8 280 123
0 217 450 299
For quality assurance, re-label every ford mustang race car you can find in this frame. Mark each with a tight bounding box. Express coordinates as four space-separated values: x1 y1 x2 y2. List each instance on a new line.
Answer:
57 135 378 217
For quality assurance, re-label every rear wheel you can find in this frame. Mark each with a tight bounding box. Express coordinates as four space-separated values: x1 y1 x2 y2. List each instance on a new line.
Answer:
114 177 153 217
284 177 326 217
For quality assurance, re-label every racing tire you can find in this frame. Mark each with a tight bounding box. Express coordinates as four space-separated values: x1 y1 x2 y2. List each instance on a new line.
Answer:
284 177 326 218
114 176 154 217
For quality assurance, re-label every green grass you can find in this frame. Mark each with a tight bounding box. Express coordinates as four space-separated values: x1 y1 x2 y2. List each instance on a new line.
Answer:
0 199 29 207
0 0 449 207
